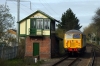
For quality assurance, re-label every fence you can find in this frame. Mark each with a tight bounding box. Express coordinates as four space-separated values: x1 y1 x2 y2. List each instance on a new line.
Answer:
0 46 18 60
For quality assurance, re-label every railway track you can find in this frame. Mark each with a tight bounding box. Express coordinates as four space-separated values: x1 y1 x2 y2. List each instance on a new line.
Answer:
52 44 94 66
88 44 100 66
68 57 79 66
88 48 95 66
41 44 94 66
52 56 80 66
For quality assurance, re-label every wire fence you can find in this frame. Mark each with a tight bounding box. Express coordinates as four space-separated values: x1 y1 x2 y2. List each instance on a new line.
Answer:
0 46 18 60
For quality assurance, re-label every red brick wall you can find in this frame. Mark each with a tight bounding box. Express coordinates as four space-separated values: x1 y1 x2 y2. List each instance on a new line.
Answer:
25 37 33 56
40 37 51 59
25 36 51 59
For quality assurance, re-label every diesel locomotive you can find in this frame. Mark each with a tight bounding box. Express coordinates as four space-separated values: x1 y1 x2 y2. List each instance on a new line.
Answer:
63 29 86 55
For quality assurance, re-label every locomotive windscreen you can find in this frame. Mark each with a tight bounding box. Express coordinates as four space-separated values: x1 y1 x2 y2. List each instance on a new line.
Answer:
66 34 73 39
73 34 80 39
66 34 80 39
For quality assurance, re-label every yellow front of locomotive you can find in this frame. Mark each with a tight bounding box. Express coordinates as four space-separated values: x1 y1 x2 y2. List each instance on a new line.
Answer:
64 33 82 52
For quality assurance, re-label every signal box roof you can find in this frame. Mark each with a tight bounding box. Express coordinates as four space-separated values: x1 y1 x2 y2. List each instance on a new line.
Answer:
18 10 60 23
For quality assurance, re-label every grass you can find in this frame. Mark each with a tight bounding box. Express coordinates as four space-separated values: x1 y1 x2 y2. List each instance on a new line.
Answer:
0 58 44 66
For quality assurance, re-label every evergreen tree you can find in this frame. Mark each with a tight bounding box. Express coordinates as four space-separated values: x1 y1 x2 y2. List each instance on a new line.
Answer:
58 8 82 31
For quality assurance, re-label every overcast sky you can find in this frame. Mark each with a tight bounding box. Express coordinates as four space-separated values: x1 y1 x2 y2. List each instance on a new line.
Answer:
0 0 100 31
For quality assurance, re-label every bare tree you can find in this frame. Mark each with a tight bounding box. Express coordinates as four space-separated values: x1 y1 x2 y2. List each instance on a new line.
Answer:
0 4 15 37
92 8 100 32
83 23 96 42
92 8 100 43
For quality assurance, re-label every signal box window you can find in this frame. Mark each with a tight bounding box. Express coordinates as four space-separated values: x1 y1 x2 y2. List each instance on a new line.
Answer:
31 20 36 28
36 19 43 29
44 19 50 29
31 18 50 29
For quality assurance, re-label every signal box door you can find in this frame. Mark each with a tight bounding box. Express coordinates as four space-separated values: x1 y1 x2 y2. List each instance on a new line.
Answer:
33 43 39 56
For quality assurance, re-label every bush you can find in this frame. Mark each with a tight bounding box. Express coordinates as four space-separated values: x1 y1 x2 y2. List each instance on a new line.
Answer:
17 38 25 59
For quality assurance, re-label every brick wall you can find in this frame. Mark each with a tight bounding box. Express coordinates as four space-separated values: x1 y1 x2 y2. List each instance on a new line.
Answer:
25 37 33 56
25 36 51 59
40 37 51 59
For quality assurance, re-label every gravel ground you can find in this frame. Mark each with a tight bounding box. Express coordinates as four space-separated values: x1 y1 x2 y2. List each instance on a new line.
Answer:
93 45 100 66
77 46 92 66
40 58 62 66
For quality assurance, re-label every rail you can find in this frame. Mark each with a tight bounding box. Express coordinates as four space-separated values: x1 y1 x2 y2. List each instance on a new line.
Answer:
68 58 79 66
52 56 79 66
88 47 95 66
52 56 69 66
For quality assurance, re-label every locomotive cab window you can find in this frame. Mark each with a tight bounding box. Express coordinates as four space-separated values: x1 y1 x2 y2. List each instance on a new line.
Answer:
66 34 73 39
73 34 80 39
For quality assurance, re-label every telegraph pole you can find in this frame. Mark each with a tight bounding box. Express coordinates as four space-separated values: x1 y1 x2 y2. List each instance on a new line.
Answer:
17 0 20 45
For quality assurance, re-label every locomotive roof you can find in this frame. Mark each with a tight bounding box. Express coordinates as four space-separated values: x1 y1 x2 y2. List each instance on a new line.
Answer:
66 30 83 34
